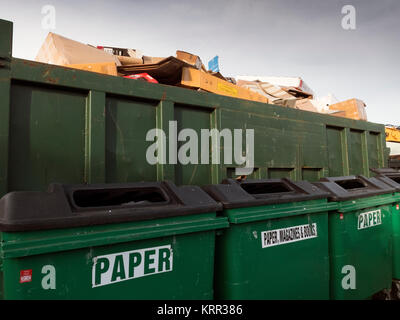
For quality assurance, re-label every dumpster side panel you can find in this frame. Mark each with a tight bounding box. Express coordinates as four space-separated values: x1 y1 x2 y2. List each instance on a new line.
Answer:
302 168 322 182
0 19 388 196
0 19 12 197
105 96 158 183
174 104 214 186
0 19 12 59
220 109 326 181
367 132 380 170
8 83 87 191
267 168 295 179
326 126 348 177
348 129 364 176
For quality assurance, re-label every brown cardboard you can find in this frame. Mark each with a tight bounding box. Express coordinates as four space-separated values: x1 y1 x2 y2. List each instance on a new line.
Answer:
208 71 227 81
180 67 269 103
142 56 166 64
237 80 295 99
36 32 121 66
63 62 117 76
118 56 194 85
116 55 143 65
294 98 318 113
236 79 297 106
280 86 313 99
176 50 202 69
236 76 314 96
328 98 367 120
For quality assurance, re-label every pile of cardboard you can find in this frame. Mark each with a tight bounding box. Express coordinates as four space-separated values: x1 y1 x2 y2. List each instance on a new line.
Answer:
327 98 367 121
117 50 269 103
35 33 268 104
36 33 121 76
35 32 367 120
235 76 367 120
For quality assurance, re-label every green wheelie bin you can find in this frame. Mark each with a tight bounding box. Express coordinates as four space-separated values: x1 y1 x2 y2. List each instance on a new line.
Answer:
203 178 337 300
314 175 399 300
370 168 400 299
0 181 228 300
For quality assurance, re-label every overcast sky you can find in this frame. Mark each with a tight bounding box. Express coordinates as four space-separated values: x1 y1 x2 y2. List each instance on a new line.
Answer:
1 0 399 125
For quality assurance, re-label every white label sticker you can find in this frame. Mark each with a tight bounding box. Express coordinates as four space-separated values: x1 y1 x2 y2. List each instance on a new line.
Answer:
357 209 382 230
92 245 173 288
261 223 318 248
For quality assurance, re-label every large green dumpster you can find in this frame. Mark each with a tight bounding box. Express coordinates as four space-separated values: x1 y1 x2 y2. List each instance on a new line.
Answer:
314 175 399 300
203 178 337 300
370 168 400 298
0 181 228 300
0 19 389 199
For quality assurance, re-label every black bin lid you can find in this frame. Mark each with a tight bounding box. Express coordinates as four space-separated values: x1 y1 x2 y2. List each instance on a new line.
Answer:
370 168 400 191
202 178 330 209
313 175 395 201
0 181 222 232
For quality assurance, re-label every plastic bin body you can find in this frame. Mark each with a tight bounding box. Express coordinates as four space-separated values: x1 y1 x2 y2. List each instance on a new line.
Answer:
392 199 400 280
204 178 336 300
328 195 394 299
315 175 399 299
370 168 400 280
0 181 227 300
215 200 331 299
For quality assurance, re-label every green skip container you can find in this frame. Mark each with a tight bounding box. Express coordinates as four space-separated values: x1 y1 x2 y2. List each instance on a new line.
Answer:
314 175 398 300
0 181 228 300
370 168 400 299
203 178 337 300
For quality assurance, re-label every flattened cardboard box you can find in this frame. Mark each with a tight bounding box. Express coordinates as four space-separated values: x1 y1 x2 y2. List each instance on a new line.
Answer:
236 79 295 101
36 32 121 66
328 98 367 121
294 98 318 113
118 56 193 85
236 76 314 96
64 62 118 76
181 68 269 103
176 50 203 70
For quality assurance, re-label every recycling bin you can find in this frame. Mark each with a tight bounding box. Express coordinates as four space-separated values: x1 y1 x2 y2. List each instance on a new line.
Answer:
370 168 400 298
203 178 337 300
314 175 399 300
0 181 228 300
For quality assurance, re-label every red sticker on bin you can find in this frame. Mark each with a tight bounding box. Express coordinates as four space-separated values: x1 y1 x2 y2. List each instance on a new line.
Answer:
20 269 32 283
397 204 399 210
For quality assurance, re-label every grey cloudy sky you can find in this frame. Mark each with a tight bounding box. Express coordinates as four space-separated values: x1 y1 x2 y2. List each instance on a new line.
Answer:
1 0 399 125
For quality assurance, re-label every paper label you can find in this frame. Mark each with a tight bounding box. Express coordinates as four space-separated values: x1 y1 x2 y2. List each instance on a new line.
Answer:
261 223 318 248
357 209 382 230
92 245 173 288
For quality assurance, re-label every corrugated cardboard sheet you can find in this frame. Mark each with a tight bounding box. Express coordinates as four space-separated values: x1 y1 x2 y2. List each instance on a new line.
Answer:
64 62 118 76
36 33 121 66
180 68 269 103
236 76 314 96
328 98 367 121
118 57 194 85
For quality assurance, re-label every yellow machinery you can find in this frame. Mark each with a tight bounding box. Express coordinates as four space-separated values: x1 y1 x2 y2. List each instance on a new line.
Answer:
386 126 400 168
386 126 400 143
